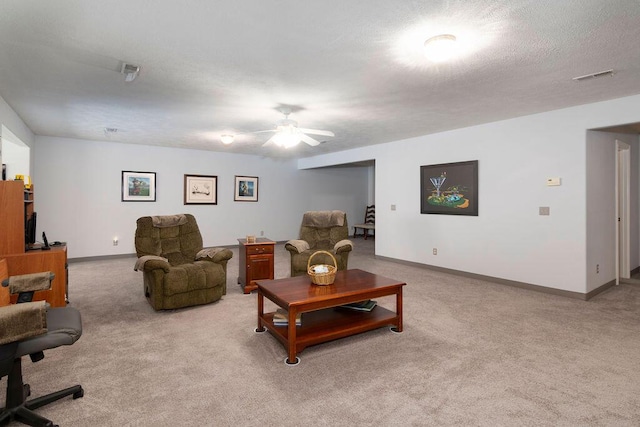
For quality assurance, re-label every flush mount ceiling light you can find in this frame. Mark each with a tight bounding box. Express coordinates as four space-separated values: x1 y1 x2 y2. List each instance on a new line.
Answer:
423 34 457 62
120 62 140 82
220 134 235 145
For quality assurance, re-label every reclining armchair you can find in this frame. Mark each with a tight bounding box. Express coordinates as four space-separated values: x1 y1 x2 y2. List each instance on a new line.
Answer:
285 210 354 277
1 259 84 426
134 214 233 310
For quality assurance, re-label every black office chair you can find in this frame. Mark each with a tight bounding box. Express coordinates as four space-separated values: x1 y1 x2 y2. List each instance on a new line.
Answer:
0 264 84 427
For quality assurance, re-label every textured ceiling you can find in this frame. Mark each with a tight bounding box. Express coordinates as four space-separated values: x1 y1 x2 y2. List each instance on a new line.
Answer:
1 0 639 159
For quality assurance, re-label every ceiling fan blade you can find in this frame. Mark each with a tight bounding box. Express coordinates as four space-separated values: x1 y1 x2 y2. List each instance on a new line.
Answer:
300 133 321 146
298 128 335 137
262 134 278 147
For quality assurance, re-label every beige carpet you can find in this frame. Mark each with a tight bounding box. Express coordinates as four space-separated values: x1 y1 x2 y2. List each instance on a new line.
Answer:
2 239 640 426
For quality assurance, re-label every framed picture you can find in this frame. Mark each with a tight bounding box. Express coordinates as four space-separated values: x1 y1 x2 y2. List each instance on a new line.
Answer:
234 175 259 202
122 171 156 202
184 174 218 205
420 160 478 215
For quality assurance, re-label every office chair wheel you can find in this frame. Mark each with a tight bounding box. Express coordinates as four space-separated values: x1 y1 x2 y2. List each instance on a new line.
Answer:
73 387 84 399
23 383 31 398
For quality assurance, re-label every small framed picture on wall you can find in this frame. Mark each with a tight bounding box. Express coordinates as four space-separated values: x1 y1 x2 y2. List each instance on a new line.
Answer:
184 174 218 205
122 171 156 202
234 175 259 202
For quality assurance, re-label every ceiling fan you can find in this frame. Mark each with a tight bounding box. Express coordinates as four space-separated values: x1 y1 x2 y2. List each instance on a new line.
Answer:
221 110 334 148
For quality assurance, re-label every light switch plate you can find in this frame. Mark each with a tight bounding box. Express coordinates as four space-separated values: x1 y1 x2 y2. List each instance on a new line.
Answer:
546 177 561 186
539 206 550 215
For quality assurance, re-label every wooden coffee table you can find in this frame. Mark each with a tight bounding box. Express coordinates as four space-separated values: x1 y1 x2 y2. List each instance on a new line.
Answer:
255 269 405 365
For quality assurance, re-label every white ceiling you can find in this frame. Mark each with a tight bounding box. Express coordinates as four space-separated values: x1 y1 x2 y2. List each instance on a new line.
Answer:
1 0 639 159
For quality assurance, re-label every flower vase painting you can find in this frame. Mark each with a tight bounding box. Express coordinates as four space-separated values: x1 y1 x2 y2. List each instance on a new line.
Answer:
420 161 478 215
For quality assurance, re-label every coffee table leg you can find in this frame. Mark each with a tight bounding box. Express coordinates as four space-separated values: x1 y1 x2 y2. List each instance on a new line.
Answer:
391 287 403 333
255 290 266 333
285 308 298 364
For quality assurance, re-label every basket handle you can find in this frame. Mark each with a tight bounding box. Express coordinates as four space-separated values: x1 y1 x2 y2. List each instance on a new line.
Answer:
307 250 337 270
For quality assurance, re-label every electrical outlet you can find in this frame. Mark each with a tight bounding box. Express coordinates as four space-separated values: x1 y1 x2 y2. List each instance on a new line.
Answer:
113 237 118 246
596 264 599 274
433 248 437 255
260 230 264 236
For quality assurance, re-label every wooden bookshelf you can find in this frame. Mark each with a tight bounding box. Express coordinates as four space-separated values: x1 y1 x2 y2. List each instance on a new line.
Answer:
0 181 25 255
0 180 68 307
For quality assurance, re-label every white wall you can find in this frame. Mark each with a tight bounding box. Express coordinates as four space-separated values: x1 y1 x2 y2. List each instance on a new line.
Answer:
0 94 34 178
300 94 640 295
0 95 34 148
33 136 368 259
367 165 375 205
1 125 31 179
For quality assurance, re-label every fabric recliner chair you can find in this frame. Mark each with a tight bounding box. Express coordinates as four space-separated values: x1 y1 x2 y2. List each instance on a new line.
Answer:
285 210 354 277
134 214 233 310
0 261 84 427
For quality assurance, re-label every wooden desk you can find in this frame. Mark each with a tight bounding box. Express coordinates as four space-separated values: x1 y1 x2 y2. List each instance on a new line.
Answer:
0 246 68 307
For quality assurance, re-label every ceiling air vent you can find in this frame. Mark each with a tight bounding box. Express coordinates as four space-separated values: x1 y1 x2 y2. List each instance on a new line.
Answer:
120 62 140 82
572 69 614 82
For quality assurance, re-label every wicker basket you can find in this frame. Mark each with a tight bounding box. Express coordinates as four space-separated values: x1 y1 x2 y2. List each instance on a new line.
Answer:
307 250 337 285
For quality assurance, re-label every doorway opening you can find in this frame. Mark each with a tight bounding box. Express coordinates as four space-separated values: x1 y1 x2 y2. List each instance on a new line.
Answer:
615 140 630 284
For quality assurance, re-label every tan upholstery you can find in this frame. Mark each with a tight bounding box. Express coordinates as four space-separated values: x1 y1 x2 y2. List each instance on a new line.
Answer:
285 211 353 277
134 214 233 310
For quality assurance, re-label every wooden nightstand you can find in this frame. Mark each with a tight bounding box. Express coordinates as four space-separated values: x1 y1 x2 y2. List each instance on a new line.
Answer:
237 238 275 294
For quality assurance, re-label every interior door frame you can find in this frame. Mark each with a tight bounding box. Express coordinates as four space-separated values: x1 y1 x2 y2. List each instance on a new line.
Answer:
615 140 631 284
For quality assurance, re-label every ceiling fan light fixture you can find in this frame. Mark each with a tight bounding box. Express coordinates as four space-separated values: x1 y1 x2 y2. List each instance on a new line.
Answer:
272 130 300 148
423 34 457 62
270 124 300 148
220 134 235 144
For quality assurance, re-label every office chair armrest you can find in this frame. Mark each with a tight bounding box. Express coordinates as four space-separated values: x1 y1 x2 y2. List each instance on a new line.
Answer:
0 301 47 345
196 248 233 263
334 239 353 253
134 256 170 273
285 240 310 254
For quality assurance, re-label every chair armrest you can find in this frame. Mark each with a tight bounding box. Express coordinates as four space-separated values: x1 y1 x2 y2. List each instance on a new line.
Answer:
2 272 53 294
334 239 353 253
0 301 47 345
134 256 170 273
196 248 234 263
285 240 310 254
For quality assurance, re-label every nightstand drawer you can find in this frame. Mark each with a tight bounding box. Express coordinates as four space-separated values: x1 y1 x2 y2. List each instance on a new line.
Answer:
246 244 274 255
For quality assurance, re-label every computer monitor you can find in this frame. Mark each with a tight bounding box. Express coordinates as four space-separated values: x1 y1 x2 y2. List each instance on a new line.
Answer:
25 211 37 245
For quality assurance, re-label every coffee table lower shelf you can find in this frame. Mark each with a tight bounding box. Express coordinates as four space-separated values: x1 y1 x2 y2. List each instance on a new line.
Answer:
259 306 399 357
